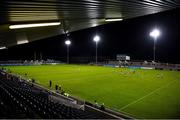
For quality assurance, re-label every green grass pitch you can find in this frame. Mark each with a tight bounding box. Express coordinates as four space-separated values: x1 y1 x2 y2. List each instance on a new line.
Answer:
4 64 180 119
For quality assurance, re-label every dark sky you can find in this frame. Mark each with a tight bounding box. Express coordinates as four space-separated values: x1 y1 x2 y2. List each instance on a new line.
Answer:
0 8 180 63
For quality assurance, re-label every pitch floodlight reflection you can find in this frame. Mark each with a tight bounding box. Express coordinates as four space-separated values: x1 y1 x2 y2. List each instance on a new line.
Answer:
93 35 100 64
149 28 161 62
65 40 71 64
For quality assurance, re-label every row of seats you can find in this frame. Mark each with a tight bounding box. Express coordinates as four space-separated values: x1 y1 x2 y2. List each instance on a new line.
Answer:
0 71 104 119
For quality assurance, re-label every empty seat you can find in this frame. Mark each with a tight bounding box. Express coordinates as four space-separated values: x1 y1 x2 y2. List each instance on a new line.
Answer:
0 71 107 119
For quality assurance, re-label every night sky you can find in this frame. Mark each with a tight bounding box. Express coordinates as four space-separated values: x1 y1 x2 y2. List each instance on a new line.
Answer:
0 8 180 63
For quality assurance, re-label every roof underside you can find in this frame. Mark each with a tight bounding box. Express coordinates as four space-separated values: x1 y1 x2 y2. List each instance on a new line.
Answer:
0 0 180 47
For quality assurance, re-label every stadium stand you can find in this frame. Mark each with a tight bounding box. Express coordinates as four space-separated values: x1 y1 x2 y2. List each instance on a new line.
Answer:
107 61 180 71
0 60 62 66
0 70 118 119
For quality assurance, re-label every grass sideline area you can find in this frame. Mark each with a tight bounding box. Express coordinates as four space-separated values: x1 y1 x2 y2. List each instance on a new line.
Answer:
4 64 180 119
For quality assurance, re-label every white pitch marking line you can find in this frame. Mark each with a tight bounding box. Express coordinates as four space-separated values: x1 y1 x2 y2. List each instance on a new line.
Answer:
120 80 176 111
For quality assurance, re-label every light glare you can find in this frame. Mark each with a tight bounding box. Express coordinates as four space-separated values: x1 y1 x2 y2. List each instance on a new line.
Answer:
93 35 100 42
17 40 29 45
9 22 61 29
0 46 6 50
150 29 160 39
105 18 123 22
65 40 71 45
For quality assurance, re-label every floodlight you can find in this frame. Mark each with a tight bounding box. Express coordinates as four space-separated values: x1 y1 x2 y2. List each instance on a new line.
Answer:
65 30 69 34
65 40 71 45
150 29 160 39
93 35 100 42
105 18 123 22
0 46 6 50
92 23 97 27
17 40 29 45
9 22 61 29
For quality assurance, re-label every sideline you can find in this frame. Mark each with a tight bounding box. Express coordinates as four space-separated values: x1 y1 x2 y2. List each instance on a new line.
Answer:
120 80 176 110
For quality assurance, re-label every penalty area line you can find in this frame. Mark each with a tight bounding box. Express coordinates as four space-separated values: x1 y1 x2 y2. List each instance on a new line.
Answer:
119 80 176 111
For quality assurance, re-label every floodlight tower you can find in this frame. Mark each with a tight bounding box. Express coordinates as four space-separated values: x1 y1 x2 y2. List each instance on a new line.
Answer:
93 35 100 64
149 28 160 62
65 40 71 64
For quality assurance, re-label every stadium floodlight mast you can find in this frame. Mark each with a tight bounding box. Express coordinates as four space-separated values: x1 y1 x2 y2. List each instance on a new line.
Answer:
93 35 100 64
149 28 160 62
65 40 71 64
